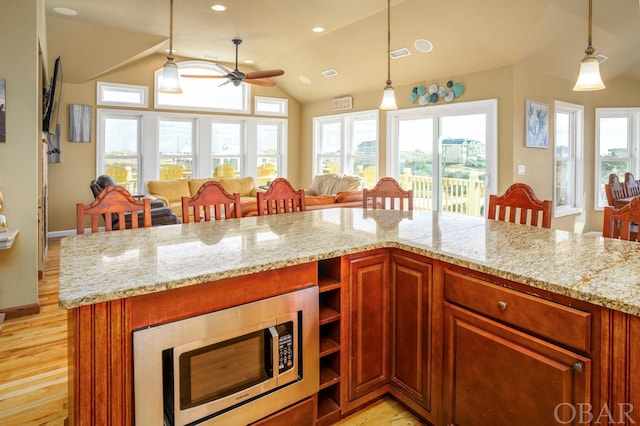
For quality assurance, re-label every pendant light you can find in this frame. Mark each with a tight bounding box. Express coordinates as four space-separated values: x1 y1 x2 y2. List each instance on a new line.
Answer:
158 0 182 93
379 0 397 110
573 0 605 91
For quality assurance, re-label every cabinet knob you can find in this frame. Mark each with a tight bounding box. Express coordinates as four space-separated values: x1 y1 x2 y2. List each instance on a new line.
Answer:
497 301 508 311
572 362 584 373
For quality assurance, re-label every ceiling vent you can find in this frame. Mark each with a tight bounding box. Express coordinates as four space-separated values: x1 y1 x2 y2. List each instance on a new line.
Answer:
390 48 411 59
596 53 608 63
321 69 339 78
332 96 353 111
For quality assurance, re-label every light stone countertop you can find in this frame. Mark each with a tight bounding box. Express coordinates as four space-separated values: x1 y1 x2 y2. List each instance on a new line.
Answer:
59 208 640 315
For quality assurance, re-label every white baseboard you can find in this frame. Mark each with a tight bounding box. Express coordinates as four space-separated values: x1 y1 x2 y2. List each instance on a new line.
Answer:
48 229 77 239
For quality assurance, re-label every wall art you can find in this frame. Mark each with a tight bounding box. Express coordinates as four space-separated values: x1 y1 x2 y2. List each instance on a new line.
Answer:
525 100 549 148
69 104 91 142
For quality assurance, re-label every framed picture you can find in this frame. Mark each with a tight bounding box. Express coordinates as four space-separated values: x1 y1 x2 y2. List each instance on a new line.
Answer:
525 100 548 148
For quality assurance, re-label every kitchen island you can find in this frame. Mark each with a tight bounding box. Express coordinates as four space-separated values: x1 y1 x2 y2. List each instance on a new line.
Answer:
60 208 640 425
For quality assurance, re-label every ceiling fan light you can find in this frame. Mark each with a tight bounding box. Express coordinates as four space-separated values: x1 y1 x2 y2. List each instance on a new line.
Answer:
159 58 183 93
379 84 397 110
573 55 605 91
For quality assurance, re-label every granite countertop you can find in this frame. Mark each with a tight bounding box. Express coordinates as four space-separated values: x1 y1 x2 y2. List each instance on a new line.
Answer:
59 208 640 315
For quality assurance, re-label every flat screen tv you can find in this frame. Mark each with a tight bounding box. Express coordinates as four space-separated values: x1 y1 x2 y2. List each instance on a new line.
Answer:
43 56 62 134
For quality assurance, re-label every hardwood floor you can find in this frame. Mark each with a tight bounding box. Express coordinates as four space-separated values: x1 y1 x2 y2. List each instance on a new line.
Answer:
0 238 423 426
0 238 67 426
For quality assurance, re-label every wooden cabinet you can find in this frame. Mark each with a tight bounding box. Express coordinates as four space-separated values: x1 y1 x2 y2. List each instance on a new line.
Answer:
250 396 315 426
443 268 594 426
346 251 390 405
388 252 439 422
317 258 344 426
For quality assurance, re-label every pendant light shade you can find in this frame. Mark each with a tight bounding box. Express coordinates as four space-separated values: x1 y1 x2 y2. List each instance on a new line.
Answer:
379 0 397 110
159 0 183 94
573 0 605 91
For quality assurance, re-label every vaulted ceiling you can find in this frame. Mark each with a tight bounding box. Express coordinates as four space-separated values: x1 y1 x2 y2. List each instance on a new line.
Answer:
44 0 640 104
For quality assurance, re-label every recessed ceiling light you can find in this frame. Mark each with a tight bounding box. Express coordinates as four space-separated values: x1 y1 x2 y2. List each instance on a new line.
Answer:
244 59 254 64
211 5 226 12
204 54 220 60
299 76 312 84
53 7 77 16
312 27 325 33
414 39 433 53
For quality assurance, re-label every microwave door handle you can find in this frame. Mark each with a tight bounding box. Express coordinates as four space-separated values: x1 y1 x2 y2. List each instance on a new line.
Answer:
268 326 279 377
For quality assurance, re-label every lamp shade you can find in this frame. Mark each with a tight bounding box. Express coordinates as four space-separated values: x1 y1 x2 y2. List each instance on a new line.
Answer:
573 55 605 91
158 58 183 93
379 85 398 110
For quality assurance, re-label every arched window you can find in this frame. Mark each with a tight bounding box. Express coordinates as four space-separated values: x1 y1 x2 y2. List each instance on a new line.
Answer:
154 60 250 113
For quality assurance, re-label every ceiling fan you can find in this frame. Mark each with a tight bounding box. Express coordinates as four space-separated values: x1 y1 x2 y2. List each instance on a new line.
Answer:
182 38 284 87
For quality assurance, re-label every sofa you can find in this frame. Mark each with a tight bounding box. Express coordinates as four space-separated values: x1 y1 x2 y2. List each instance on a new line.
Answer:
147 176 258 219
304 173 365 210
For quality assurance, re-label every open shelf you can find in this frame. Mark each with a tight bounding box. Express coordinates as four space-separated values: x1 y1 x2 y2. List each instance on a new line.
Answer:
317 257 343 426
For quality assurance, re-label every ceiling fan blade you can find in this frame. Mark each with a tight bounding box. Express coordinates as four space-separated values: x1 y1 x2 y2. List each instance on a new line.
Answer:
216 63 234 75
218 79 232 87
244 69 284 80
181 74 227 79
244 78 276 87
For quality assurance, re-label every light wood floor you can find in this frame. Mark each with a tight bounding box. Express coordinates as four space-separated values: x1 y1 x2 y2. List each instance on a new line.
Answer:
0 238 424 426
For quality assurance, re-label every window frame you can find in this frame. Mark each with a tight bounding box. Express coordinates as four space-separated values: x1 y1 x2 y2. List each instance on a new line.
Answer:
97 82 148 108
553 101 584 218
97 109 287 192
312 109 379 179
594 108 640 210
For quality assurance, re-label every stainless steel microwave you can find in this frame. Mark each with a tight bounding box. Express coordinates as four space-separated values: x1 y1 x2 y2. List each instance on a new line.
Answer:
133 286 319 425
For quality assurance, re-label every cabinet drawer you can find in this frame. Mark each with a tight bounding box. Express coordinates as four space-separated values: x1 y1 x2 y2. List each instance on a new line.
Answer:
444 269 591 353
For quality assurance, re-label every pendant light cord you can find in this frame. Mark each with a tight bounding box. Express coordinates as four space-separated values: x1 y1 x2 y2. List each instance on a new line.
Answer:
168 0 175 59
585 0 594 55
386 0 392 86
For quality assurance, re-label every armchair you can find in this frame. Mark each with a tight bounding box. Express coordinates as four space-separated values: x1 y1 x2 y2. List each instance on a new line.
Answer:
90 175 180 226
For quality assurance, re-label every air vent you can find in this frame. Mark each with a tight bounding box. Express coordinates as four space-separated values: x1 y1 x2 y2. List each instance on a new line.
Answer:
390 48 411 59
332 96 352 111
596 53 608 63
321 69 339 78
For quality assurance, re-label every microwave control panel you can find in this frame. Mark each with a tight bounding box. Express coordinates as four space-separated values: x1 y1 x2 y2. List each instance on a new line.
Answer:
277 321 294 373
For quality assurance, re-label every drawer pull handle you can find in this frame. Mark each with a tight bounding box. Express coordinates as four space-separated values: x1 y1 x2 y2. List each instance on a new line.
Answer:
572 362 584 373
497 301 508 311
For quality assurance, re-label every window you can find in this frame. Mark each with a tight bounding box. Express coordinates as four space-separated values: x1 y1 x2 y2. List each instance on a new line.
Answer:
98 113 142 194
313 110 378 187
595 108 640 209
255 96 288 116
158 119 195 180
97 109 287 192
97 82 148 108
554 101 584 217
386 99 497 217
154 61 250 113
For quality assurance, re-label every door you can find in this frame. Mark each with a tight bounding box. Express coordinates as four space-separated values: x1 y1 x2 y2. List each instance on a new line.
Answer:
347 252 389 402
389 253 436 419
443 302 590 426
388 99 497 217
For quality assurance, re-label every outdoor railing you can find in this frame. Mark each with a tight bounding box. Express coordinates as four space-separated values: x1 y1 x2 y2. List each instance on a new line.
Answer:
400 173 486 217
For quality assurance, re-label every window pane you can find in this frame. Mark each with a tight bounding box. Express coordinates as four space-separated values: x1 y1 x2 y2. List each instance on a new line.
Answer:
105 118 138 154
555 161 574 208
600 161 629 206
600 117 629 157
351 119 377 155
555 112 570 157
212 122 241 155
398 118 433 210
320 122 341 155
159 121 193 155
257 124 278 155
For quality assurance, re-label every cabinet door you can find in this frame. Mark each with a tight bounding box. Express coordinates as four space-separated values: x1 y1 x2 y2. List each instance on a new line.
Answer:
389 253 433 410
443 303 590 426
348 253 389 401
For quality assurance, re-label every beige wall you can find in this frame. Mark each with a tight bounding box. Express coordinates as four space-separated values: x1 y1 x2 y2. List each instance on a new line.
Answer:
302 66 640 233
0 0 44 311
48 55 301 232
